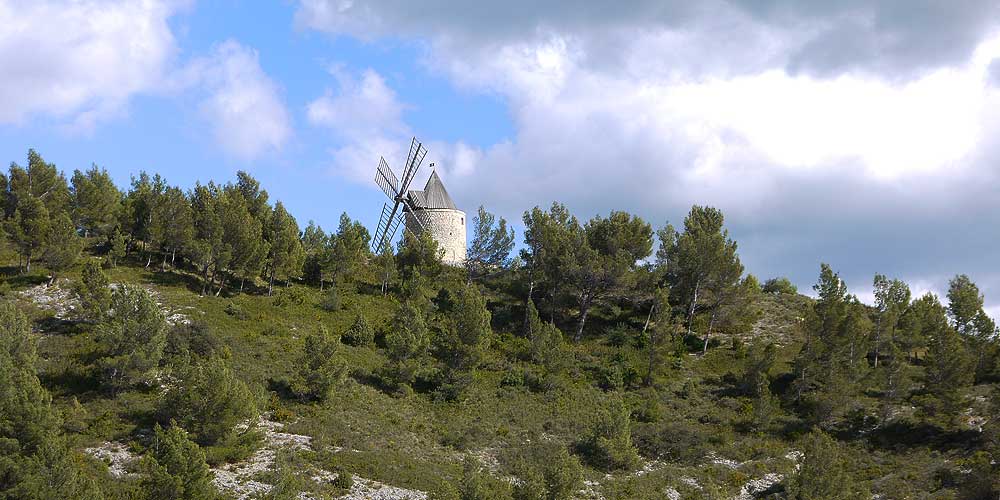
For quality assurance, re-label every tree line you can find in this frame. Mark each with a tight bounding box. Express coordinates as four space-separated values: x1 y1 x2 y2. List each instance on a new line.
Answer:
5 148 1000 497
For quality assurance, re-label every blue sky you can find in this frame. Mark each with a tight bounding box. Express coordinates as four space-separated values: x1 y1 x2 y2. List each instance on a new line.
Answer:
0 1 511 238
3 0 1000 315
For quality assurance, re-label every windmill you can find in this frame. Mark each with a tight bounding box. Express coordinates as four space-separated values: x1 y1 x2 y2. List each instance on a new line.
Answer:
371 137 430 253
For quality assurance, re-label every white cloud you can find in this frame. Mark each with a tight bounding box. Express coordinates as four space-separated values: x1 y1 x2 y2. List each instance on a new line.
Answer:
0 1 291 159
186 41 293 160
0 0 184 130
307 68 410 181
299 1 1000 317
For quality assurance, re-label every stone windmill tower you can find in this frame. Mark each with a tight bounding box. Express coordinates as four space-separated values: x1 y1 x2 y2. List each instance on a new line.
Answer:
371 137 467 265
403 169 466 265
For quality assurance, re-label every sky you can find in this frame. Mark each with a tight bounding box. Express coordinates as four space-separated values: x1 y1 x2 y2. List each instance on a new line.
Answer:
2 0 1000 315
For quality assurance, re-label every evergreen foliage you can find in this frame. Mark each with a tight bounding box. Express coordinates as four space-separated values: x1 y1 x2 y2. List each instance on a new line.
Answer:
465 206 515 282
1 147 998 498
96 284 168 390
291 327 348 402
578 397 640 471
140 423 217 500
74 260 112 322
788 430 860 500
159 356 260 446
762 276 797 295
44 210 82 281
342 313 375 346
70 165 122 237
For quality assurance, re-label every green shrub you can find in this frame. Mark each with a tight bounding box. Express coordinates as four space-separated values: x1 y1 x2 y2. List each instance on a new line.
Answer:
158 357 260 447
224 301 249 320
319 288 341 312
273 286 309 307
577 397 640 471
457 457 512 499
74 259 111 322
331 466 354 490
606 323 636 348
140 423 218 500
508 441 583 500
291 327 348 402
342 313 375 346
788 430 865 499
762 277 797 295
163 321 224 367
632 419 710 465
96 284 167 390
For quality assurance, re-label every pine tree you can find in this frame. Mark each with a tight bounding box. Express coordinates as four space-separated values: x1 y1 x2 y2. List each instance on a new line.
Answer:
792 264 871 426
301 220 330 288
74 260 111 322
871 274 910 368
373 239 396 296
108 228 126 268
219 183 266 295
5 195 49 272
43 210 82 283
0 303 59 453
291 327 348 402
265 201 304 296
96 284 168 390
921 322 974 426
141 423 217 500
946 274 998 381
644 287 676 386
159 357 259 446
149 185 193 270
525 298 564 374
189 182 227 296
342 313 375 347
566 210 653 341
384 301 430 389
8 149 71 217
661 206 745 350
465 205 515 283
579 396 640 471
439 284 493 373
330 212 370 286
70 165 121 237
788 430 858 500
121 172 156 255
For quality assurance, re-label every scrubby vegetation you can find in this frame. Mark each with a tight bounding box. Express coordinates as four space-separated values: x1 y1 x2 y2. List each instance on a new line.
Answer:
1 148 999 498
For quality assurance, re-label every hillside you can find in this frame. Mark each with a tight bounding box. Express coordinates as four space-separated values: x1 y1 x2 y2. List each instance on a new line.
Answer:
6 241 993 500
0 157 997 499
7 245 810 498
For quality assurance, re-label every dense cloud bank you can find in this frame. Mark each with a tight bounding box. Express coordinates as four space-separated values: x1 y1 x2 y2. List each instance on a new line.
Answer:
297 0 1000 313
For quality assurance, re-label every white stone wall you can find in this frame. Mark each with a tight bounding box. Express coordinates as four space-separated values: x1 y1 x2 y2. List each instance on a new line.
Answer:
405 208 467 265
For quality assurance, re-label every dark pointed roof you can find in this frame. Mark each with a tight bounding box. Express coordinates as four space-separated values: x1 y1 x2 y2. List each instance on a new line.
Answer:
407 170 457 209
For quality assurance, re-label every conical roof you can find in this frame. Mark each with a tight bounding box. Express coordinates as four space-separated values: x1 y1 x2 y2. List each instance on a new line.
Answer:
407 170 457 209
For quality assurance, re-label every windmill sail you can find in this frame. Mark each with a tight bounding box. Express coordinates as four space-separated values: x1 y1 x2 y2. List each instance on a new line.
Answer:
371 137 429 252
375 157 400 199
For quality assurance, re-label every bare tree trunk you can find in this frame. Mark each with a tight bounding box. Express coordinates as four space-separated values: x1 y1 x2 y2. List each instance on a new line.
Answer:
171 248 177 265
524 280 535 336
642 301 655 336
702 311 716 354
145 253 152 268
574 295 592 342
687 280 701 337
268 270 275 296
873 314 883 368
239 277 245 294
